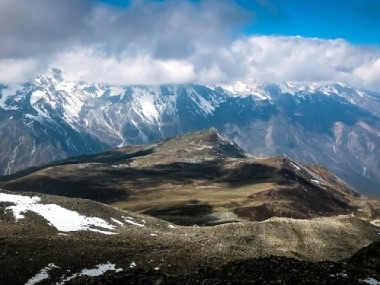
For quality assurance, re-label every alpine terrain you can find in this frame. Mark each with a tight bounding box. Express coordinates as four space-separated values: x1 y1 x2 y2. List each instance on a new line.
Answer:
0 129 380 284
1 69 380 195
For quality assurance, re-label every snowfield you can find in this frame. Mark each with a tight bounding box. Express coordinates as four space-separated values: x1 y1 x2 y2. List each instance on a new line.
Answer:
0 192 141 234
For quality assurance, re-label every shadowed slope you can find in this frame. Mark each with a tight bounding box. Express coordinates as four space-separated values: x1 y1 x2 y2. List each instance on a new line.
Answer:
0 189 379 284
0 129 378 226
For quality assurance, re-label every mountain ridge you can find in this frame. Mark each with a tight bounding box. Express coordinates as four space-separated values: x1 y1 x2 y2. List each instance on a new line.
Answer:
1 128 380 283
1 69 380 194
2 128 379 228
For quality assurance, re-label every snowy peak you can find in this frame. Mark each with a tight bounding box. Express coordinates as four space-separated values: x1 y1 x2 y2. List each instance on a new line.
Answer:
279 81 365 97
221 81 271 100
280 81 347 95
1 69 380 195
219 80 376 103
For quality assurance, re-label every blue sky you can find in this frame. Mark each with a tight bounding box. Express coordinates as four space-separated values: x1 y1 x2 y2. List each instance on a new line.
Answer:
242 0 380 45
99 0 380 45
0 0 379 90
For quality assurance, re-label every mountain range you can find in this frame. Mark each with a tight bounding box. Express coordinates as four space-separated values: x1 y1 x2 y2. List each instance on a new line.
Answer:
1 68 380 195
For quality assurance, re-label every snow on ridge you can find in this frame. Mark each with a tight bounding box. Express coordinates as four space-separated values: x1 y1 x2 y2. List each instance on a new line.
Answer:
220 81 270 100
0 193 40 210
0 192 127 234
280 81 357 97
109 85 125 97
216 133 235 146
122 216 145 227
187 87 215 115
132 87 160 123
30 90 45 106
0 84 21 109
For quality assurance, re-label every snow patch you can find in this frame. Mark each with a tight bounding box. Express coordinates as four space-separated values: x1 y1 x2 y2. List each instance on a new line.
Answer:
0 84 20 108
111 218 124 226
109 86 124 97
30 90 46 105
289 162 301 171
122 216 145 227
56 262 122 284
0 193 118 234
25 263 59 285
55 80 76 94
360 277 380 285
129 262 136 268
311 179 321 184
134 88 159 123
221 81 270 100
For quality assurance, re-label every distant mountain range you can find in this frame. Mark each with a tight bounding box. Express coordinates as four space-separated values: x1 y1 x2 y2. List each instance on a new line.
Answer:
1 68 380 194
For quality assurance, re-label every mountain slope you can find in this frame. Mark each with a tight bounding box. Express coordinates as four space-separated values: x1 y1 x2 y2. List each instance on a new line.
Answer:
1 70 380 194
2 129 379 228
0 189 379 284
1 129 380 283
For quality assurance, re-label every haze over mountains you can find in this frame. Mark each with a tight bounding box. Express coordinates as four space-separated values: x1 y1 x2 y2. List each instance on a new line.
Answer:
1 69 380 194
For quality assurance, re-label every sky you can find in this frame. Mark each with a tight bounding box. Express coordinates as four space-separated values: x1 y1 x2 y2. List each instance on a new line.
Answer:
0 0 379 91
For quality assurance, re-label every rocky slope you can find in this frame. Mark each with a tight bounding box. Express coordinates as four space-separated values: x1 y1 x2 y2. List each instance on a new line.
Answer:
1 129 379 228
1 130 380 284
0 189 379 284
1 69 380 194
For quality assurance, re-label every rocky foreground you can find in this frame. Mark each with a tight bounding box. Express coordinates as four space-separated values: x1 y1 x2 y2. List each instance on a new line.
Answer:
63 252 380 285
0 190 379 284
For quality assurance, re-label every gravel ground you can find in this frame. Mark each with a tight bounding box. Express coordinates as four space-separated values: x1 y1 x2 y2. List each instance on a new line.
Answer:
1 191 379 284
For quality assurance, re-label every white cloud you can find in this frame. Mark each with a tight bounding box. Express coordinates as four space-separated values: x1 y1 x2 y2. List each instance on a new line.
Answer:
353 58 380 90
51 49 196 84
0 0 379 91
0 58 45 83
225 36 380 90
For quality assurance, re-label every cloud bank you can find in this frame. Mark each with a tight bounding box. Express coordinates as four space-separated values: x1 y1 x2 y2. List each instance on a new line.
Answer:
0 0 379 91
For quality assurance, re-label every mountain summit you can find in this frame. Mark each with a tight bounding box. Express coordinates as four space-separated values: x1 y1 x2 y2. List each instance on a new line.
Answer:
2 129 379 227
1 69 380 194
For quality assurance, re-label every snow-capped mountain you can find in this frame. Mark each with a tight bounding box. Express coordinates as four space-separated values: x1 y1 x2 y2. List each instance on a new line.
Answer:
1 69 380 194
